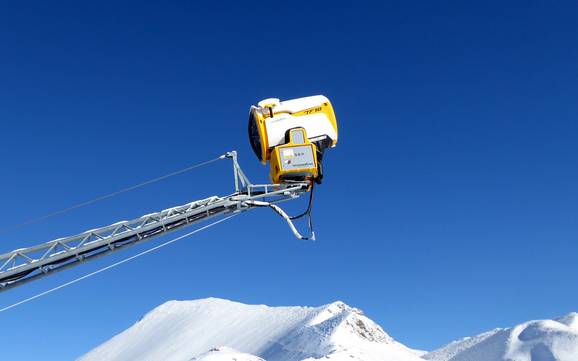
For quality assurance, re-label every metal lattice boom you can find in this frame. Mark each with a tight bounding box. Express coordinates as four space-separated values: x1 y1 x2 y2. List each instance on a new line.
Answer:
0 151 309 291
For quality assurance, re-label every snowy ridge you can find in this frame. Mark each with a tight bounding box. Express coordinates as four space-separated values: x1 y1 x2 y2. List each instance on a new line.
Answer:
78 298 423 361
79 298 578 361
423 328 504 361
191 347 264 361
424 312 578 361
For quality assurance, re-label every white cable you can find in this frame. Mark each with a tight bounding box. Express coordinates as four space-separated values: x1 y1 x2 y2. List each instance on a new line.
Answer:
0 214 237 313
245 201 315 241
0 154 226 235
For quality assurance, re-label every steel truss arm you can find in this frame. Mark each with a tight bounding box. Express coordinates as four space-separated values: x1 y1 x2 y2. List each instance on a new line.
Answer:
0 152 309 292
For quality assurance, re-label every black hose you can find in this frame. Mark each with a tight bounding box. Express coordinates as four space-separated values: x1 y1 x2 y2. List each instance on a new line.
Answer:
290 182 314 220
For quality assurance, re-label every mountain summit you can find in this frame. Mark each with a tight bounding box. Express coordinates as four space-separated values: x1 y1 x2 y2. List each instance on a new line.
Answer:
423 312 578 361
78 298 423 361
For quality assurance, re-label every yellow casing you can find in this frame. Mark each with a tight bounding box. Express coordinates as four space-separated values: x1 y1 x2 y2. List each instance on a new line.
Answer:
249 95 338 164
269 129 318 184
250 108 268 164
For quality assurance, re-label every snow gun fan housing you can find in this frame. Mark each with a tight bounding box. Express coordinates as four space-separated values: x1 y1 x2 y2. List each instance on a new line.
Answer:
248 95 338 185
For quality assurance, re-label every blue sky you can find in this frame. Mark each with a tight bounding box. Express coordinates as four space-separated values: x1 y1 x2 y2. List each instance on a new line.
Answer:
1 1 577 358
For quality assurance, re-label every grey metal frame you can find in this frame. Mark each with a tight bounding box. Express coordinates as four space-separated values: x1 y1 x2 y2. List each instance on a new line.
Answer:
0 151 309 291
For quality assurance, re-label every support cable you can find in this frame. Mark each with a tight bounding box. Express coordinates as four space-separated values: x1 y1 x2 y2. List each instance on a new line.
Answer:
0 154 227 236
0 214 237 313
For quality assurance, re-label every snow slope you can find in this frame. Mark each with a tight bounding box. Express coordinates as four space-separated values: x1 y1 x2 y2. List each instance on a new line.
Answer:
78 298 423 361
424 312 578 361
191 347 264 361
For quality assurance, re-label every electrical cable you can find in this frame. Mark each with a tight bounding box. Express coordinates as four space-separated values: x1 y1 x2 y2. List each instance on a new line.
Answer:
288 182 315 239
290 183 314 220
246 200 315 241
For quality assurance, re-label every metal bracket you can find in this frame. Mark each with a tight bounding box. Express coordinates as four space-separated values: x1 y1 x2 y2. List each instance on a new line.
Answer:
224 151 251 192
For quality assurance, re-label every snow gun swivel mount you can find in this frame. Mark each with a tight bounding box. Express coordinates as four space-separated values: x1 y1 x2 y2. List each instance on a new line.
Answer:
0 95 338 292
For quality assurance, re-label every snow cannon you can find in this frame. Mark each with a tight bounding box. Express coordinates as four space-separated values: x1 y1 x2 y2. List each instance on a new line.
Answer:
248 95 338 185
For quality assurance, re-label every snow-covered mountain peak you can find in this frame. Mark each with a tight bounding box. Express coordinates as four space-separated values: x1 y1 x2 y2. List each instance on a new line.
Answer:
80 297 578 361
306 300 392 344
425 314 578 361
307 300 349 326
555 312 578 330
423 328 504 361
79 298 423 361
308 301 349 325
504 317 578 361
